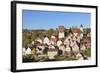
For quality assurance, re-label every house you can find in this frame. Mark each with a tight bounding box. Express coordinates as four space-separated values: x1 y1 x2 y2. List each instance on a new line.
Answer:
32 41 34 46
25 47 32 55
48 45 58 59
47 51 57 59
57 40 63 47
58 25 65 39
43 37 50 45
82 37 91 49
50 35 57 45
22 48 26 56
70 27 84 40
35 38 43 44
71 28 81 36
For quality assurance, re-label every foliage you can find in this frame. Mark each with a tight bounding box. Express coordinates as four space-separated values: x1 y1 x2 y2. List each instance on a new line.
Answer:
82 48 91 57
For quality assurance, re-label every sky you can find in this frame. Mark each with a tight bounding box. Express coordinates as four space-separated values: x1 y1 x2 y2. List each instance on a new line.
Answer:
22 10 91 30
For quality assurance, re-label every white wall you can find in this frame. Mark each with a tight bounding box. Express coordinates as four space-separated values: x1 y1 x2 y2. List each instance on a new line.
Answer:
0 0 99 73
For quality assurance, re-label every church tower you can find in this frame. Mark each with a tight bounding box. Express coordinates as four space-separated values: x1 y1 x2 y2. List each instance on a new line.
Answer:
58 25 65 39
80 24 83 32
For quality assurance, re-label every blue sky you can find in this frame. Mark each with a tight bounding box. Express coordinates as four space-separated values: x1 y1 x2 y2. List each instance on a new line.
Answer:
22 10 91 30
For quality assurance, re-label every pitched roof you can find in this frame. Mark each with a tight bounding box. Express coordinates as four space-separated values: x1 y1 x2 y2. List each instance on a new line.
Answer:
71 28 81 33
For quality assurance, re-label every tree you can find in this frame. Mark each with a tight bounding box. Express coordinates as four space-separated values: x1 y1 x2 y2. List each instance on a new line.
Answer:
47 29 55 38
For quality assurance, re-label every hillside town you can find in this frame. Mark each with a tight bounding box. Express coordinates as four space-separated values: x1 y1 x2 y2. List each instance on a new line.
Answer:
22 25 91 62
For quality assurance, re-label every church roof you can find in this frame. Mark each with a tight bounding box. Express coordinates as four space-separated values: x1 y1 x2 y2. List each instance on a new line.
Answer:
71 28 81 33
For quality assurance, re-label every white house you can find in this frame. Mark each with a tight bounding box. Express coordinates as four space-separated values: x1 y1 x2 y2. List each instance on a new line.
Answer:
47 51 57 59
43 37 50 45
58 25 65 39
80 33 83 39
22 48 26 56
58 32 65 39
48 45 57 59
32 41 34 45
36 38 43 44
57 40 63 47
25 47 32 55
50 35 57 45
